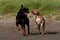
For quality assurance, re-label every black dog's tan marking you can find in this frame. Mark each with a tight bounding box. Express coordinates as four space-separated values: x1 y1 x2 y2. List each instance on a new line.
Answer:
16 5 30 36
32 9 45 34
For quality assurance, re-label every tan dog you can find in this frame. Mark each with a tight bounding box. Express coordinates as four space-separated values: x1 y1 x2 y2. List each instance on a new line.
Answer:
32 9 45 34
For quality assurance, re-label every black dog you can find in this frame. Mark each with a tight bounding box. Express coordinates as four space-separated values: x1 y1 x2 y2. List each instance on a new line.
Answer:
16 5 30 36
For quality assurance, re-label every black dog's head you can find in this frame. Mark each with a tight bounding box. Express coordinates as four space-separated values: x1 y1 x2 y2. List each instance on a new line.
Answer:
16 5 29 20
22 7 29 16
19 5 29 16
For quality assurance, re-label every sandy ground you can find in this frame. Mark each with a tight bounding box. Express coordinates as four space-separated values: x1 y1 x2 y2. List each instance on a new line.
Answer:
0 17 60 40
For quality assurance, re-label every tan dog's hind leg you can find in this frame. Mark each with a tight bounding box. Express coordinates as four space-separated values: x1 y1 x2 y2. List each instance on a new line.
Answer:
41 23 45 35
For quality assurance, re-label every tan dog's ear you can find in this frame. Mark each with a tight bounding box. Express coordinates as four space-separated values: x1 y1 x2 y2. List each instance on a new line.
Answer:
32 9 39 15
32 9 35 14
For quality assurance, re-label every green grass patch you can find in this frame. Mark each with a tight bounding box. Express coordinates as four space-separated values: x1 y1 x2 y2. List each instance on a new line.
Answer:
0 0 60 19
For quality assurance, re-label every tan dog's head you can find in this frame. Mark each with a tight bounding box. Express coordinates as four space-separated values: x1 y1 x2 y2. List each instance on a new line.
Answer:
32 9 39 15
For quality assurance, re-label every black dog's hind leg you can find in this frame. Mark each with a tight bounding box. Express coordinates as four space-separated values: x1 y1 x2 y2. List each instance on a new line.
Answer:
21 24 26 36
16 20 20 31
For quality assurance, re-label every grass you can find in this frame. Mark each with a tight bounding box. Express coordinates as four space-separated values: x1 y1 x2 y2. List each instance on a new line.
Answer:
0 0 60 20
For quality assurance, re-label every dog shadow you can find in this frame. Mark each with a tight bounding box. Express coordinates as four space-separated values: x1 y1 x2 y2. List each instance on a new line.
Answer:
29 31 58 36
45 31 58 35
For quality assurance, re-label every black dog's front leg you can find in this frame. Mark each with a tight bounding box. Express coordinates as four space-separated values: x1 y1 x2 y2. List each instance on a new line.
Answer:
26 20 30 34
27 24 30 34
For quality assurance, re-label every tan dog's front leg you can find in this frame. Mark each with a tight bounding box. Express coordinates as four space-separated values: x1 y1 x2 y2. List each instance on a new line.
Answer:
41 21 45 35
34 19 37 27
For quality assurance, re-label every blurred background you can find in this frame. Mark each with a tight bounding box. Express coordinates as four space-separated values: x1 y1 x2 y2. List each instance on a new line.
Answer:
0 0 60 20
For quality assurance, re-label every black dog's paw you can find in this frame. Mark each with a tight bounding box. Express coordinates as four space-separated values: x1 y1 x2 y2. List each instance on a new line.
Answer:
16 27 20 31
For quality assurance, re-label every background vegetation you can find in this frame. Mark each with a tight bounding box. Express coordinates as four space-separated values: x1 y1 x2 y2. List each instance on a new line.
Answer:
0 0 60 20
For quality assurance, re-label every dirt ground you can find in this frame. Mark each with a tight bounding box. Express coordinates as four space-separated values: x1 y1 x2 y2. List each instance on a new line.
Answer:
0 17 60 40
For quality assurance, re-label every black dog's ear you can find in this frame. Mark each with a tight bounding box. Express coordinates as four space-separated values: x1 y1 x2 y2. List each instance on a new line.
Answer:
21 4 23 7
27 8 29 10
21 4 24 9
25 7 29 10
23 7 29 13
